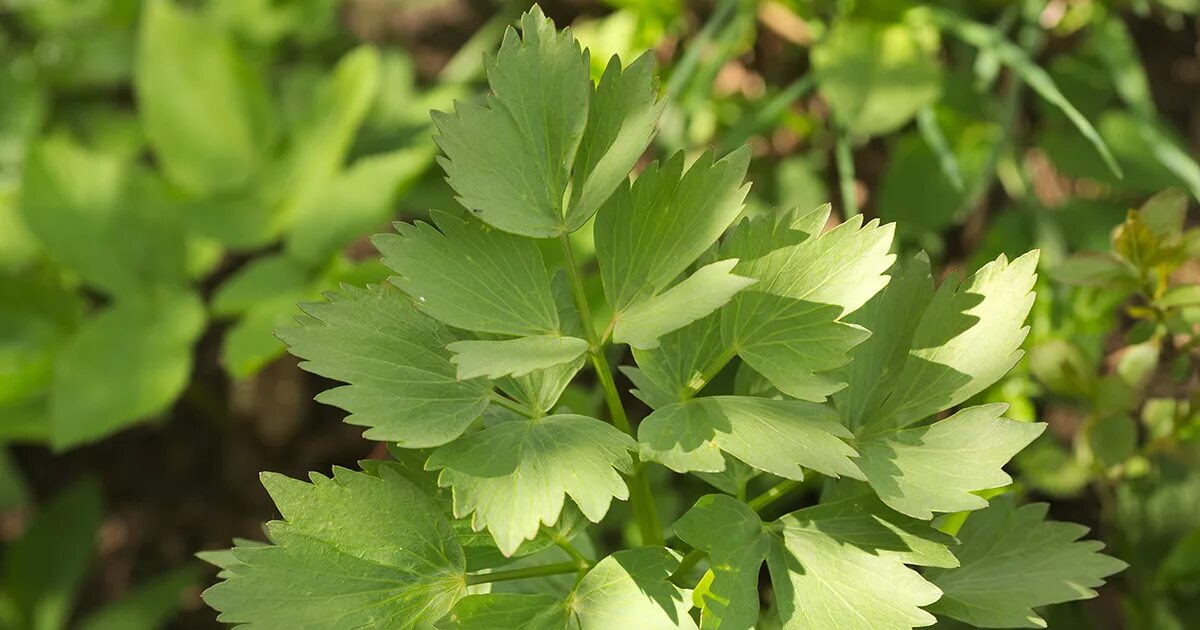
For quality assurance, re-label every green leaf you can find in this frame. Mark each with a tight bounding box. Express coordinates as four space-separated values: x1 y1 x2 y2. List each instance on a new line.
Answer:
272 46 381 232
1052 253 1138 289
0 449 28 510
930 8 1121 177
925 494 1127 628
671 495 769 630
447 336 589 380
1138 188 1188 238
915 106 963 191
613 259 756 350
0 274 82 410
427 414 636 555
285 147 434 264
1092 18 1200 201
278 283 491 448
136 0 275 195
444 548 698 629
595 147 751 313
832 253 933 430
768 498 953 629
1159 284 1200 308
855 404 1045 519
639 396 863 481
212 254 312 317
79 566 201 630
723 213 895 401
850 252 1038 433
20 137 188 298
566 52 665 229
673 494 955 630
375 211 562 336
2 480 102 630
432 7 590 237
203 465 466 629
630 313 727 406
812 18 943 137
493 275 589 414
50 291 205 450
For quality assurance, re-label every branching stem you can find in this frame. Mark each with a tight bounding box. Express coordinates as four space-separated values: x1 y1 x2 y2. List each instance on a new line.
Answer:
488 391 539 418
558 232 664 546
466 561 582 586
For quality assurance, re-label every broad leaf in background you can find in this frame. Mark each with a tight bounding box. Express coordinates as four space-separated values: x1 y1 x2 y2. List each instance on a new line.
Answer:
427 414 636 556
433 7 590 237
278 284 491 448
854 404 1045 519
0 274 82 442
78 566 201 630
925 495 1127 628
271 46 381 232
0 480 101 630
930 7 1120 176
812 17 942 137
136 0 275 195
203 465 466 629
20 137 188 298
375 211 562 336
638 396 863 481
444 548 698 629
50 291 205 450
284 146 433 265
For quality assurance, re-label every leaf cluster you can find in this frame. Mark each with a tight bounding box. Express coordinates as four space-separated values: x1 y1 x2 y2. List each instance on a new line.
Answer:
203 8 1125 629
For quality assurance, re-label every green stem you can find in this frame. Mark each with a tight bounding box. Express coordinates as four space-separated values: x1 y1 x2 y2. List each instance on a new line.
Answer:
720 75 816 151
542 526 591 570
747 479 801 512
488 391 539 418
834 122 858 218
558 233 664 546
466 561 581 586
672 549 705 583
665 0 739 100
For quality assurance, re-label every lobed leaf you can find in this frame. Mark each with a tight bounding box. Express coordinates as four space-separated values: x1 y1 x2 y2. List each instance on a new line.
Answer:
639 396 863 481
203 465 466 629
432 7 589 237
448 336 589 380
427 414 637 556
375 211 562 336
278 283 491 448
673 494 955 630
443 548 698 629
854 404 1045 519
925 495 1127 628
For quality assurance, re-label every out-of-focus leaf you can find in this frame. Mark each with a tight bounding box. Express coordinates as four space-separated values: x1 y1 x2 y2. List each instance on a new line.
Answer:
812 18 942 137
50 291 205 449
79 566 201 630
932 8 1120 177
20 137 189 298
1 480 102 630
136 0 275 195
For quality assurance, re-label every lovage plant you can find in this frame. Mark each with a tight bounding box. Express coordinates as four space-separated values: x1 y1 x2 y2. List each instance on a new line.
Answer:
203 8 1125 628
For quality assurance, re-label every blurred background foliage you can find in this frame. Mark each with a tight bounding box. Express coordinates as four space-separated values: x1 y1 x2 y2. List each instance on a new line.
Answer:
1 0 1198 627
